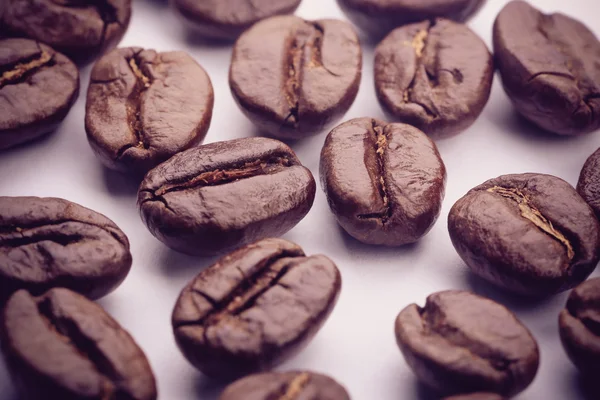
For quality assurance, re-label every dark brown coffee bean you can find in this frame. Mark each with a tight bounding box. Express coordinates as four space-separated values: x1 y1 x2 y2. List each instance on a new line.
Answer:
1 288 157 400
395 290 539 397
0 38 79 150
320 118 446 246
220 371 350 400
559 277 600 375
172 238 341 379
443 392 505 400
0 196 132 300
577 148 600 220
374 19 493 139
172 0 302 41
336 0 485 39
229 16 362 139
138 138 316 256
493 1 600 136
0 0 131 61
448 173 600 296
85 47 214 174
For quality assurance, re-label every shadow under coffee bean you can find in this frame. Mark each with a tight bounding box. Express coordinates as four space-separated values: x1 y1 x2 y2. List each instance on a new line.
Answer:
577 147 600 219
172 238 341 379
86 47 214 175
0 38 80 151
395 290 539 397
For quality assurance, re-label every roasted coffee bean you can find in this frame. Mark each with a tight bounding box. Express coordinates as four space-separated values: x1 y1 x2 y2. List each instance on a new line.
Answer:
559 277 600 375
577 148 600 220
493 1 600 136
336 0 485 39
374 19 493 139
1 0 131 61
0 196 132 300
443 393 505 400
220 371 350 400
320 118 446 246
0 38 79 151
395 290 539 397
448 173 600 296
138 138 316 256
1 288 157 400
86 47 214 174
229 16 362 139
172 0 302 41
172 238 341 378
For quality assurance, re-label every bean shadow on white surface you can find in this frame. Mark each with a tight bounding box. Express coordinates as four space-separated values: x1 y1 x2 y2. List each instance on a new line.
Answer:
102 168 142 197
339 225 425 260
158 247 220 278
194 375 229 400
0 360 17 400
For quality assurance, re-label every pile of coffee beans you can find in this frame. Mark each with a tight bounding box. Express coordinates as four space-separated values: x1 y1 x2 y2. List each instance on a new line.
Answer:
0 0 599 398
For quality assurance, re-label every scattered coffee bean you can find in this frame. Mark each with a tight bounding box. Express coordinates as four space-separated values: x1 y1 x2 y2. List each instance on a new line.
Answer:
220 371 350 400
172 238 341 378
395 290 539 397
336 0 485 39
86 47 214 174
559 277 600 375
448 173 600 296
1 0 131 61
320 118 446 245
0 196 132 300
374 19 493 139
493 1 600 135
577 148 600 219
138 138 316 256
229 16 362 139
0 38 79 150
172 0 302 40
1 288 157 400
443 393 505 400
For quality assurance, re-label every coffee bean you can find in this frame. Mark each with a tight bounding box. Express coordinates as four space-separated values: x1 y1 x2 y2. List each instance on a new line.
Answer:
1 288 157 400
395 290 539 397
443 393 505 400
0 38 79 150
493 1 600 135
0 196 132 300
172 238 341 379
448 173 600 296
138 138 316 256
577 148 600 220
559 277 600 375
86 47 214 174
1 0 131 61
336 0 485 39
220 371 350 400
172 0 302 40
229 16 362 139
374 19 493 139
320 118 446 246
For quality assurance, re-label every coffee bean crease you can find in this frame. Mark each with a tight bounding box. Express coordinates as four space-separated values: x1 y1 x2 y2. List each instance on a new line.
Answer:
0 50 55 89
279 372 310 400
51 0 120 47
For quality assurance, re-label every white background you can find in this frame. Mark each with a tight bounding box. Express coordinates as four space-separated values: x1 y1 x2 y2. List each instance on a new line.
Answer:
1 0 600 399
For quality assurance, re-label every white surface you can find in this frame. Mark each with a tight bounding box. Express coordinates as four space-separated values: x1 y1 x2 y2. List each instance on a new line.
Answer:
1 0 600 399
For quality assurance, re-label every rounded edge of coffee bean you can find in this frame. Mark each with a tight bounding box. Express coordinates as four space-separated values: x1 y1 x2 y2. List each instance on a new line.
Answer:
320 117 447 246
219 370 351 400
336 0 486 40
577 148 600 220
229 15 362 139
0 38 80 151
394 290 540 397
559 277 600 374
0 288 157 400
448 173 600 296
137 137 317 256
374 18 494 139
0 196 133 301
171 0 303 41
493 0 600 136
85 46 215 174
171 238 342 379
